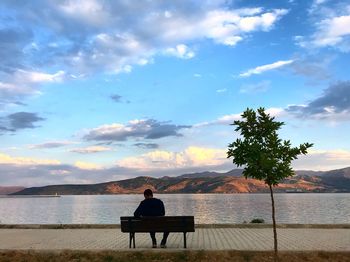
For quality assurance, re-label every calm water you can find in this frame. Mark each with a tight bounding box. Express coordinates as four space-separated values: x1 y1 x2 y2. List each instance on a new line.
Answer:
0 194 349 224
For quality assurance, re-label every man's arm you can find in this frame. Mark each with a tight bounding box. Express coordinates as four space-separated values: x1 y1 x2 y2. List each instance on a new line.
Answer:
134 201 143 217
160 200 165 216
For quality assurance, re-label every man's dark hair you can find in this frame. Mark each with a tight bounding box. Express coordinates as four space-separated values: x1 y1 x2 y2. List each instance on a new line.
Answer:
144 189 153 197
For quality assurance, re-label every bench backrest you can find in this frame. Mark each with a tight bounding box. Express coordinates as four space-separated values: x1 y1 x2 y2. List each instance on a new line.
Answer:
120 216 195 233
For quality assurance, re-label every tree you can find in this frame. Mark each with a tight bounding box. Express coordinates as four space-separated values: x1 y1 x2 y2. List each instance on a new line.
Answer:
227 107 313 260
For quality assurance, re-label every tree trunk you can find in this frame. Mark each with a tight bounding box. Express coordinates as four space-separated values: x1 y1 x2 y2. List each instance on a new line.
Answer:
269 184 278 261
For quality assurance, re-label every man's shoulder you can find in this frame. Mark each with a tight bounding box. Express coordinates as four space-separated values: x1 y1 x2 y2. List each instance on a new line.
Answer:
153 198 164 206
141 197 163 204
146 197 163 204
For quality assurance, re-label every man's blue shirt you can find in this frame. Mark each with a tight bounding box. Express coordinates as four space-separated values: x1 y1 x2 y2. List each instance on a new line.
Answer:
134 198 165 217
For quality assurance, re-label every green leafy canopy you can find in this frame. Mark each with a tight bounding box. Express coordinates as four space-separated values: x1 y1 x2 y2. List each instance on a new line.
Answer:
227 107 313 186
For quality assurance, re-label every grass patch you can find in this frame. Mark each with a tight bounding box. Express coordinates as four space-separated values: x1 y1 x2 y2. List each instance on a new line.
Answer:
250 218 265 224
0 250 350 262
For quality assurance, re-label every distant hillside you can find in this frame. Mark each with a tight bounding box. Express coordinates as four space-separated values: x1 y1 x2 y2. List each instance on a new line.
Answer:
179 169 329 179
12 167 350 195
178 169 243 179
316 167 350 191
295 170 326 176
0 186 25 195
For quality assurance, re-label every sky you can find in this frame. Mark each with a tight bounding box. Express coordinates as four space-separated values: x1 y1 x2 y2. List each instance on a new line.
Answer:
1 0 350 186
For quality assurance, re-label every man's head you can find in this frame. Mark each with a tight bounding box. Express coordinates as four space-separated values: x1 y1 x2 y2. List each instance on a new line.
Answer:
144 189 153 199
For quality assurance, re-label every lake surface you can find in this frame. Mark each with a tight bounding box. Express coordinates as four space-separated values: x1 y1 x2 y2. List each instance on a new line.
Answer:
0 193 349 224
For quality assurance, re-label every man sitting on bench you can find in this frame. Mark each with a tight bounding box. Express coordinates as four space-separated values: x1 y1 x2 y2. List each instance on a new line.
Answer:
134 189 169 248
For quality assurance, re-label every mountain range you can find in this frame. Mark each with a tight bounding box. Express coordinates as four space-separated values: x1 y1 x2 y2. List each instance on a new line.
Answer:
0 186 25 195
9 167 350 195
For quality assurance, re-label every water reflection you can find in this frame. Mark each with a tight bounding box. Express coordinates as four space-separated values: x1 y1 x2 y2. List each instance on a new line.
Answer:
0 193 349 224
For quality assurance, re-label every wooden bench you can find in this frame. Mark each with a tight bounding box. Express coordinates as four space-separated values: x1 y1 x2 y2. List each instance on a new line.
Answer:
120 216 195 248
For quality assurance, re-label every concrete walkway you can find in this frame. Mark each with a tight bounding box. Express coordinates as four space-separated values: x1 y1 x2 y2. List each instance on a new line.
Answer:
0 227 349 251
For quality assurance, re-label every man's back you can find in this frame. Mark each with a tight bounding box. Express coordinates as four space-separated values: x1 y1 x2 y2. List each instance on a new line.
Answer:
134 198 165 217
133 189 169 248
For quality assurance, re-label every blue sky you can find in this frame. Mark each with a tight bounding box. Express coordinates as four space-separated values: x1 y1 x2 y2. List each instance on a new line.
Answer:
1 0 350 186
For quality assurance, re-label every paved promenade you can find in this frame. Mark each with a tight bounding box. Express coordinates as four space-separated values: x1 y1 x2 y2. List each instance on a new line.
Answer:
0 226 349 251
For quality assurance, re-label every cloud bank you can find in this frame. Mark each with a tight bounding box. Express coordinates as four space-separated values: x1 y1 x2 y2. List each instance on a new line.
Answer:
239 60 294 77
298 3 350 52
70 146 112 154
286 81 350 121
2 147 350 186
0 112 45 133
84 119 190 142
29 141 75 149
0 1 288 106
117 146 228 170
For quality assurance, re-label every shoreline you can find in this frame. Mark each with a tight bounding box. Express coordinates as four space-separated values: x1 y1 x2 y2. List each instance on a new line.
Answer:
1 223 350 229
0 195 60 198
4 192 350 196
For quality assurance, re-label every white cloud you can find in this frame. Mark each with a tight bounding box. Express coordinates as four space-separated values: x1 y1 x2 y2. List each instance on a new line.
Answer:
216 88 227 93
294 149 350 171
300 4 350 51
286 81 350 121
315 0 328 4
50 170 71 175
195 9 287 46
120 65 132 73
117 146 228 170
0 82 39 106
288 54 333 81
70 146 112 154
240 80 271 93
58 0 109 26
239 60 294 77
61 4 287 67
74 161 102 170
0 70 65 106
194 113 241 127
309 0 329 13
265 107 286 118
198 82 350 125
29 141 76 149
0 152 60 166
195 107 286 127
216 114 242 125
83 119 190 142
238 9 287 32
312 14 350 49
165 44 195 59
0 2 289 106
17 70 65 83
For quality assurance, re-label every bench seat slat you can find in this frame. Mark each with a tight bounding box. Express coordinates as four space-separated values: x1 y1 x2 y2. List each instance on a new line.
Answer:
120 216 195 232
122 227 194 232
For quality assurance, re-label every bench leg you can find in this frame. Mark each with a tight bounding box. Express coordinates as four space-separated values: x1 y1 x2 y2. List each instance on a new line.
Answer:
129 233 132 248
129 233 136 248
183 232 187 248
